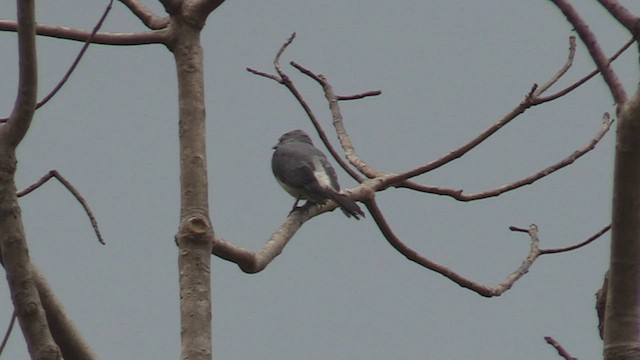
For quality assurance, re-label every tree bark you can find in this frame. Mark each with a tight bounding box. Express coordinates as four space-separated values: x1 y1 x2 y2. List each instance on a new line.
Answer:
605 88 640 359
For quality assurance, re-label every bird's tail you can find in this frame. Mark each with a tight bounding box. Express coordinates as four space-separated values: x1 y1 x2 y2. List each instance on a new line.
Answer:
328 191 365 220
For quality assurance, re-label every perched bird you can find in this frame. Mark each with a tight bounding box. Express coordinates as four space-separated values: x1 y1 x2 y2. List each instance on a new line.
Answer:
271 129 365 220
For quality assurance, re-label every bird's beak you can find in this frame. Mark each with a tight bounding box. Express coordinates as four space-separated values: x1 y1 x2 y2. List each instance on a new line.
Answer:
272 144 278 149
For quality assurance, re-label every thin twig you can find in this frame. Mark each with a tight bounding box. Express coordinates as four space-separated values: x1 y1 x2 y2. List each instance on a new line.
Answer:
398 113 613 199
550 0 627 105
337 90 382 101
541 224 610 254
18 170 105 245
36 0 114 111
275 32 296 68
118 0 169 30
245 67 282 83
290 61 381 182
534 36 576 96
247 34 364 183
290 61 369 181
379 99 532 187
368 197 542 297
544 336 577 360
535 36 634 105
1 0 114 123
597 0 639 34
0 310 16 357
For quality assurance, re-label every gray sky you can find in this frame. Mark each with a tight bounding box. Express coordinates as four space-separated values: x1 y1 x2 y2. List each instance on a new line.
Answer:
1 1 637 359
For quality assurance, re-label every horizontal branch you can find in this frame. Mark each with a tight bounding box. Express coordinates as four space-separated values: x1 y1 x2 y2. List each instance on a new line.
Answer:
0 20 168 45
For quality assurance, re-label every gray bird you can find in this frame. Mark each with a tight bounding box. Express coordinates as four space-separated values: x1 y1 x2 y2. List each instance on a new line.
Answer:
272 129 365 220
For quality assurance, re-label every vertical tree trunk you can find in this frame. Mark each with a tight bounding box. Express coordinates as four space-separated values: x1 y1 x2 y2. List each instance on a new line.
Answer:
605 89 640 359
168 17 214 360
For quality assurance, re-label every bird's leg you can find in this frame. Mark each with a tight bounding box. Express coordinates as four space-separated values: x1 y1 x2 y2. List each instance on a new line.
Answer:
288 198 315 216
288 197 304 216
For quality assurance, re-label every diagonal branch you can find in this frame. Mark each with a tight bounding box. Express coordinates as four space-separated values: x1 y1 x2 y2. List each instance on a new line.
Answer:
550 0 627 106
32 265 99 360
0 310 16 357
380 98 533 187
597 0 640 35
544 336 577 360
211 197 353 273
247 33 365 183
290 61 380 181
1 0 114 123
534 36 577 97
534 36 634 105
118 0 169 30
367 198 542 297
399 113 613 200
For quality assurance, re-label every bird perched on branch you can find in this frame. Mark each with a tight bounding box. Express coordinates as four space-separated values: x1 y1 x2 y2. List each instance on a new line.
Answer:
271 129 365 220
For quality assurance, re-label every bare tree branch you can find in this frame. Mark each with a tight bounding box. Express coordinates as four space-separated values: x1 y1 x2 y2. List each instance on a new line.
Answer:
0 310 16 357
550 0 627 106
247 33 365 183
0 2 62 357
250 34 615 206
118 0 169 30
379 98 533 186
32 265 99 360
211 196 364 273
540 224 610 254
533 36 577 97
0 0 114 123
196 0 228 19
367 198 545 297
241 34 610 299
3 0 38 147
534 36 635 105
17 170 105 245
400 113 613 200
290 61 379 181
544 336 577 360
336 90 382 101
0 20 168 45
597 0 640 34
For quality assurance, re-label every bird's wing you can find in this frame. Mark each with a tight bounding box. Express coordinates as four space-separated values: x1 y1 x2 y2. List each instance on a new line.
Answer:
273 142 342 198
317 157 341 191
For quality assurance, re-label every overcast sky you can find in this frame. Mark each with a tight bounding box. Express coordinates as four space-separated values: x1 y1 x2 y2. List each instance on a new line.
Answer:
1 1 639 359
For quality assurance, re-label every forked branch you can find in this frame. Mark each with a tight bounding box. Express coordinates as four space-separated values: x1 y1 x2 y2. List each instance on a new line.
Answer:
403 113 613 200
550 0 627 106
119 0 169 30
18 170 105 245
